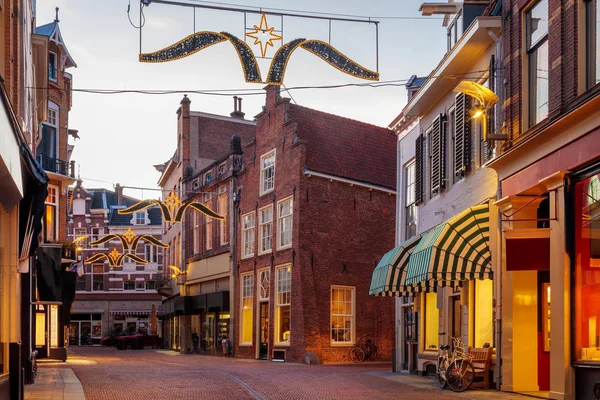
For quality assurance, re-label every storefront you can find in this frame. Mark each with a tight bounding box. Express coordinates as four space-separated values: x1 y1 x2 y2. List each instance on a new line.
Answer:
68 311 103 345
568 164 600 396
110 310 151 335
188 292 230 355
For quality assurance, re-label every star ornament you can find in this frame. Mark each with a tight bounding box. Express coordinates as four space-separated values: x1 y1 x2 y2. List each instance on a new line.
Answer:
245 13 282 58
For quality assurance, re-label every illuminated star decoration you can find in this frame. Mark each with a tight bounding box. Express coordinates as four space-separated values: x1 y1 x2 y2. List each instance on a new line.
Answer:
86 248 148 267
117 192 224 223
245 13 282 58
88 228 168 251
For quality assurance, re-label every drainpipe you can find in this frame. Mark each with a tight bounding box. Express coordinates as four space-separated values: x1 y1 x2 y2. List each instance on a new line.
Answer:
230 184 240 357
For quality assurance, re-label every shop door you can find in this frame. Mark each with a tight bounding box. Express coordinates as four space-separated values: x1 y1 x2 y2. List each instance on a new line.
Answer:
35 307 49 358
203 313 215 352
259 303 269 359
402 308 417 370
80 322 92 345
538 272 551 391
68 322 80 346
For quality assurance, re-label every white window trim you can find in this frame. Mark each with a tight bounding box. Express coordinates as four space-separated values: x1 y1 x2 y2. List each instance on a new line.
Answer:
259 149 276 196
193 212 200 255
49 51 58 82
241 211 255 259
218 192 228 246
240 273 255 346
277 196 293 251
258 268 270 301
330 285 356 346
44 102 60 160
91 264 105 292
274 264 291 346
258 204 273 255
205 199 213 251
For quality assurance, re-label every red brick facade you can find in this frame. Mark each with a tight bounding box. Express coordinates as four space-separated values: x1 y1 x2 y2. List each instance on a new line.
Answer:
234 86 396 363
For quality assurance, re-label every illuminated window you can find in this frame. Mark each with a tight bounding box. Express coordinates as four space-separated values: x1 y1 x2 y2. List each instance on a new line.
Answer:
44 185 59 242
424 292 439 351
473 279 494 348
277 197 293 249
526 0 549 127
240 274 254 345
574 174 600 362
260 150 276 195
331 286 355 345
242 212 255 258
218 191 228 245
259 205 273 254
275 265 291 344
193 212 200 254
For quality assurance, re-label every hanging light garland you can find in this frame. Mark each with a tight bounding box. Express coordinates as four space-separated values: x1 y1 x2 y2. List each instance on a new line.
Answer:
86 248 148 267
88 227 168 251
117 191 224 223
139 13 379 85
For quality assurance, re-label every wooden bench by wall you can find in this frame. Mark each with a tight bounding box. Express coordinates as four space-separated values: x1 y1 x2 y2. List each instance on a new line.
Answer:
467 347 493 389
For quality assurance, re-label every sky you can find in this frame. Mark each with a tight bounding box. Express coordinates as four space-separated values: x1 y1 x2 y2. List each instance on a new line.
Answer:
35 0 447 200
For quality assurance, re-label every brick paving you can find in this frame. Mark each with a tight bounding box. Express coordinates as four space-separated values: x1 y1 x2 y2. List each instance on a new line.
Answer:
43 347 537 400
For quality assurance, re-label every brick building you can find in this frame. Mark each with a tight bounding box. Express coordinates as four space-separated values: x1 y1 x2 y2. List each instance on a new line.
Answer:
67 181 163 345
235 86 396 363
157 95 255 353
1 1 52 397
486 0 600 397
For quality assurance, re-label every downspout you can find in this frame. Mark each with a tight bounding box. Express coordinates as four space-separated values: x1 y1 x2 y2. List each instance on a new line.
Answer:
230 176 240 357
488 25 503 391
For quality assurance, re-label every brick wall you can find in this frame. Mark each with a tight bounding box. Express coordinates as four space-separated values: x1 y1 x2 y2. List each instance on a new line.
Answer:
235 86 396 363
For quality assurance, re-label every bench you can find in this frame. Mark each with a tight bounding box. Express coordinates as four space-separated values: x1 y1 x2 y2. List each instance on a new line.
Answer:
467 347 493 389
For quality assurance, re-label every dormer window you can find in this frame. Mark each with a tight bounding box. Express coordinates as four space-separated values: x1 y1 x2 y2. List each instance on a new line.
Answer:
204 171 213 185
134 211 146 225
49 52 58 82
447 11 463 51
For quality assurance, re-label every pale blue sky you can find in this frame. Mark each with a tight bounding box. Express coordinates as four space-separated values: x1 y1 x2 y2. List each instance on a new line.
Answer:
36 0 447 199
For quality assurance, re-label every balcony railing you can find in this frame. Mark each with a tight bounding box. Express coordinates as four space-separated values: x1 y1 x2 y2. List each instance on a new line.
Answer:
37 153 75 178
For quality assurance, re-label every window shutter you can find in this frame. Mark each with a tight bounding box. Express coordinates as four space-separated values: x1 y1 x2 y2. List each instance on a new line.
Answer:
454 93 471 176
415 135 424 205
430 114 446 194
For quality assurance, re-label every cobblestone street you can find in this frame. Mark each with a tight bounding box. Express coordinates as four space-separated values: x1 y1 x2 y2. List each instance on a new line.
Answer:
24 347 538 400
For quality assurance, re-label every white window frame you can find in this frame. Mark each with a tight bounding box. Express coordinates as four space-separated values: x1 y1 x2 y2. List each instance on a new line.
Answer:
144 244 155 263
134 211 146 226
43 102 60 159
240 273 254 346
275 264 291 345
241 212 255 259
258 269 270 301
218 162 227 176
218 191 228 245
330 286 356 346
49 51 58 82
277 197 293 250
405 160 418 240
260 149 276 195
45 184 59 242
205 198 213 250
258 205 273 255
91 227 104 248
193 212 200 255
91 264 105 292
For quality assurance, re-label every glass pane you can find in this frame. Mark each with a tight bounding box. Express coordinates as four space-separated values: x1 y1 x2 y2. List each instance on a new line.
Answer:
531 40 549 125
527 0 548 48
575 174 600 362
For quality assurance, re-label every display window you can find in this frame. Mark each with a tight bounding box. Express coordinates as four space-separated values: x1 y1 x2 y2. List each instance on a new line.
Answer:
574 174 600 363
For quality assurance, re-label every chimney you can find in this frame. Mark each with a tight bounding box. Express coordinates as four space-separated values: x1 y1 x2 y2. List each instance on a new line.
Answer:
230 95 246 119
115 183 123 206
178 95 191 169
265 85 281 108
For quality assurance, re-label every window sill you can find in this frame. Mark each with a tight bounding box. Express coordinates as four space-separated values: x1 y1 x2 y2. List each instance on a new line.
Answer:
330 342 353 347
239 342 253 347
277 245 292 252
274 342 290 347
258 250 273 256
241 254 254 260
259 189 274 197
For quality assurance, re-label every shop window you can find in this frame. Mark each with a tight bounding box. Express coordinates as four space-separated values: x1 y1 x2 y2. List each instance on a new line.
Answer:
526 0 549 127
574 174 600 362
331 286 355 345
240 274 254 345
424 292 439 351
275 265 291 344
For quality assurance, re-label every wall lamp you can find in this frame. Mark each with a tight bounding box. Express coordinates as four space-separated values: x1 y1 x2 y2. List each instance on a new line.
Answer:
453 81 507 141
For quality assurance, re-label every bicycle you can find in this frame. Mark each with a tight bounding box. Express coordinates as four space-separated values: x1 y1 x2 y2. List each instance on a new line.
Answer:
437 332 475 392
349 334 378 363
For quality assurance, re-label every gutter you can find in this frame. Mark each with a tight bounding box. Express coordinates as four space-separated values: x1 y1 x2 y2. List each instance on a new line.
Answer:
303 168 396 195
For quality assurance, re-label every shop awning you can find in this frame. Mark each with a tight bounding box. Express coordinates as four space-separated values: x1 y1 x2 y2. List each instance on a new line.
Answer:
405 204 492 289
110 310 151 316
369 235 422 296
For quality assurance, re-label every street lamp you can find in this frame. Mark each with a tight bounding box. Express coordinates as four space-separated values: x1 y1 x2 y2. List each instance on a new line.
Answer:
453 81 507 141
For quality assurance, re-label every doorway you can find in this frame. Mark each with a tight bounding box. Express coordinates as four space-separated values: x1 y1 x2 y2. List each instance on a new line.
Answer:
259 302 269 359
402 306 417 371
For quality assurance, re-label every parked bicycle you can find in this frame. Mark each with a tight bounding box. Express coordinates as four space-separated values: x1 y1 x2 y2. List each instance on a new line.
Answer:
437 332 475 392
349 334 378 363
30 350 38 381
80 333 93 346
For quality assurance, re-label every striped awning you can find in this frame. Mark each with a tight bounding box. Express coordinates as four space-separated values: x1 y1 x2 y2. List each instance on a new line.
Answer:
369 235 422 296
404 203 492 289
110 310 151 316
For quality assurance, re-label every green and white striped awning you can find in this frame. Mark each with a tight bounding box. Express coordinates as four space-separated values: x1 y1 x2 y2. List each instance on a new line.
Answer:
369 235 422 296
404 203 492 290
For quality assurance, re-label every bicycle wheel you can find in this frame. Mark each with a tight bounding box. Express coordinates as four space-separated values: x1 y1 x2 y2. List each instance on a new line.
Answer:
437 358 449 389
446 359 475 392
349 347 365 363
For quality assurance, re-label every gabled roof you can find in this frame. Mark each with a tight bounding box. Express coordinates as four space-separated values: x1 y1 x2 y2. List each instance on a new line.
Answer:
289 104 397 190
35 20 77 68
108 207 162 226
